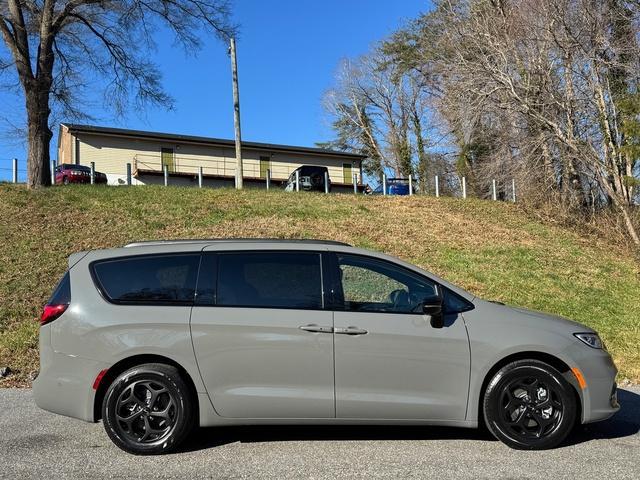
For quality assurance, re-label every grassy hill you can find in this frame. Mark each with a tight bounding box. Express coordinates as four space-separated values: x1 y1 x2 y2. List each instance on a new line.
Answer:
1 183 638 386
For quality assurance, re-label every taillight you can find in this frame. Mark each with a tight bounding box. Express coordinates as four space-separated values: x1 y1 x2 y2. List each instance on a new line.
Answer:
40 304 68 326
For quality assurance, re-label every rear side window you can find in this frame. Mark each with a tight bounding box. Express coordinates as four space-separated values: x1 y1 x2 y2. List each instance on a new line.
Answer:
48 271 71 305
216 252 322 309
92 254 200 305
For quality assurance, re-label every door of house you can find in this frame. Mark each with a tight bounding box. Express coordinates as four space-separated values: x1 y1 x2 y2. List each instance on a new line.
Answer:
343 163 353 184
161 148 175 173
260 156 271 179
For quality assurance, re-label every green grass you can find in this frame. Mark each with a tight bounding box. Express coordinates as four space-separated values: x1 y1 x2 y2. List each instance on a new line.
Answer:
1 183 639 386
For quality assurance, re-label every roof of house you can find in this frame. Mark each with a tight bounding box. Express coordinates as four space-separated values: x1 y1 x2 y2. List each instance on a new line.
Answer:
61 123 366 159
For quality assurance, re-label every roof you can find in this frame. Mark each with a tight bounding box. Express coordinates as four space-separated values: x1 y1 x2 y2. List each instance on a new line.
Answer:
61 123 366 160
124 238 352 248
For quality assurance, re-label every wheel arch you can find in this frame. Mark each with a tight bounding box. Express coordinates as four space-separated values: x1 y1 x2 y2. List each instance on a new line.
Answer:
475 351 582 427
93 353 199 423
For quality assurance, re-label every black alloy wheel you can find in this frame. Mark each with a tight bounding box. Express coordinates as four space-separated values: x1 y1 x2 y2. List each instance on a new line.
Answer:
102 363 194 455
483 360 577 450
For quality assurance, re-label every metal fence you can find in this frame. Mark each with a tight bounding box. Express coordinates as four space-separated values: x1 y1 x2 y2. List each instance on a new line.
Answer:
1 157 518 203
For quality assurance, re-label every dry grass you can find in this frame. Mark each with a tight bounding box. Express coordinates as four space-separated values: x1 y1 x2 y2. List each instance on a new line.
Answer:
1 183 639 386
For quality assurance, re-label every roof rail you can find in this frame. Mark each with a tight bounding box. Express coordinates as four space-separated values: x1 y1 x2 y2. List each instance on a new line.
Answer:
124 238 352 248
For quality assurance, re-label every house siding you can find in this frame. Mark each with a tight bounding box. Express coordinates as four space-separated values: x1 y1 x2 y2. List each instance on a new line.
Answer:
66 129 363 188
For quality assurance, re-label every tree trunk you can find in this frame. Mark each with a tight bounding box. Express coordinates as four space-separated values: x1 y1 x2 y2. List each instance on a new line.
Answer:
26 90 53 189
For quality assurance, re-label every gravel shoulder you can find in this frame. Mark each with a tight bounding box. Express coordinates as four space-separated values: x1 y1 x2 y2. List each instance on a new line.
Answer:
0 387 638 479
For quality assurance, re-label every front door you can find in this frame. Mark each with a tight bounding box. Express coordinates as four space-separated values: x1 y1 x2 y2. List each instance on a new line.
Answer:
190 250 335 418
330 253 471 420
260 156 271 179
161 148 175 173
343 163 353 184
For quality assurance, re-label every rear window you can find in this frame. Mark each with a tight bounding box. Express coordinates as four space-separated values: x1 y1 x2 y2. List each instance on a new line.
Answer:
216 252 322 309
92 254 200 305
48 271 71 305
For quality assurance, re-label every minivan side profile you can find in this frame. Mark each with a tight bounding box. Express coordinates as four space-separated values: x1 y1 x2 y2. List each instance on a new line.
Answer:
34 239 619 455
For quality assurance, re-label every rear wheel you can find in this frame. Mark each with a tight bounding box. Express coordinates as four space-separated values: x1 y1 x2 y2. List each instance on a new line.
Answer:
483 360 577 450
62 176 69 185
102 363 194 455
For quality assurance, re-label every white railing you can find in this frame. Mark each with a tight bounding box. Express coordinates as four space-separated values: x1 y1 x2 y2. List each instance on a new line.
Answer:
133 153 300 181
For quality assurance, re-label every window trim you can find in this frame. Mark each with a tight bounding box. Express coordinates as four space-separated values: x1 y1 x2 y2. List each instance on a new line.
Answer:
89 252 202 307
194 250 328 311
328 252 474 316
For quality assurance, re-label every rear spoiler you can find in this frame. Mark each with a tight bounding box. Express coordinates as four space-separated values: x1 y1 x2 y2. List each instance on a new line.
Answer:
68 251 90 269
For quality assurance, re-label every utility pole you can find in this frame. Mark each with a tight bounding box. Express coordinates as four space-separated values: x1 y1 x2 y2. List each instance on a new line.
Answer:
229 37 243 189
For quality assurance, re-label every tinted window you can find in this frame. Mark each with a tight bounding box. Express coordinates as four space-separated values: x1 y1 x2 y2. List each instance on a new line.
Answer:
70 165 91 172
337 254 437 314
48 271 71 304
92 254 200 304
217 252 322 309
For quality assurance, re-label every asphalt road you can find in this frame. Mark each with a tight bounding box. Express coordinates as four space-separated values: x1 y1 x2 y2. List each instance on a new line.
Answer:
0 388 638 479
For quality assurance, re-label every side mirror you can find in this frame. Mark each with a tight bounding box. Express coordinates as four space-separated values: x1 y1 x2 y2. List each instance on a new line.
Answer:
422 286 444 328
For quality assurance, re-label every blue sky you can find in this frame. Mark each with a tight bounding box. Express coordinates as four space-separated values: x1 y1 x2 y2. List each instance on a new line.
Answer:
0 0 430 181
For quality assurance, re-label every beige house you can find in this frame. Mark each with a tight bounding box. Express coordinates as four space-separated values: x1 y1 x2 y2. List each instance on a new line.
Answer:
57 124 366 192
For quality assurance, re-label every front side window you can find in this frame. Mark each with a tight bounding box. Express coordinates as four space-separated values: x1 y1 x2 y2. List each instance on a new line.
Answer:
92 254 200 305
337 254 437 314
217 252 322 309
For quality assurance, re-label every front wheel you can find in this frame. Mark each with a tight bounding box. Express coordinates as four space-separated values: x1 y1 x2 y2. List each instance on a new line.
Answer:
483 360 577 450
102 363 195 455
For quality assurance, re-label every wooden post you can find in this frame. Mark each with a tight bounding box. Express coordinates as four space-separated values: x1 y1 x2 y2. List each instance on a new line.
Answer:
462 176 467 199
90 162 95 185
12 158 18 183
435 175 439 198
198 166 203 188
230 38 243 189
126 163 132 186
408 174 413 195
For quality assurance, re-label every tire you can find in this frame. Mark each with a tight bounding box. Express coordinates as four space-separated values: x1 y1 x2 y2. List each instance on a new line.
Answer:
63 177 69 185
101 363 195 455
483 360 577 450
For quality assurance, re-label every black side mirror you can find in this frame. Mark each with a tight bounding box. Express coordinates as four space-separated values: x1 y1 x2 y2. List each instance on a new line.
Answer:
422 286 444 328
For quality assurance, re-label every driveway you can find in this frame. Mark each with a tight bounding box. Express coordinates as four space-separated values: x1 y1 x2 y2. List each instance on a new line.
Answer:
0 387 638 479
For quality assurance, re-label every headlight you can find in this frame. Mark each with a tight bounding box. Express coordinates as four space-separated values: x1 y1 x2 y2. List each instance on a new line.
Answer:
574 332 604 349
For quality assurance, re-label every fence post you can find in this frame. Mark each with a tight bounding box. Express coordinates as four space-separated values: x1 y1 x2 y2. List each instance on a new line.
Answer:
462 176 467 199
12 158 17 183
266 169 270 190
435 175 440 198
163 164 168 186
51 160 55 185
90 162 95 185
295 170 299 192
492 179 497 200
353 174 357 194
382 174 387 195
324 171 329 194
198 166 203 188
408 174 413 195
512 178 516 203
126 163 132 186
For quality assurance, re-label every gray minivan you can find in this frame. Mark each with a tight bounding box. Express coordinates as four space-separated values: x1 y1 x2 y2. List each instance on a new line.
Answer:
34 239 619 454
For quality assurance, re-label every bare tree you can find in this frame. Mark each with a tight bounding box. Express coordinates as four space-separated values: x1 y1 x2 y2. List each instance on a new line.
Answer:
0 1 236 188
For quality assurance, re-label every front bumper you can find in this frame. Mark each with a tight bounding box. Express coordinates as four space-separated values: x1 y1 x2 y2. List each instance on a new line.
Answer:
568 344 620 424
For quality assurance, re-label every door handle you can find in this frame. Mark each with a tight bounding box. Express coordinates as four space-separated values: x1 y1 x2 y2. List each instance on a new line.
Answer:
334 326 368 335
299 324 333 333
